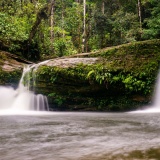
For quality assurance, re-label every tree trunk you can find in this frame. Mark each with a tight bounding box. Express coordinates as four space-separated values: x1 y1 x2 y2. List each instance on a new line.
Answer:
61 0 65 38
82 0 86 52
28 0 56 44
50 0 54 51
138 0 142 31
102 1 105 14
28 4 48 43
25 1 54 59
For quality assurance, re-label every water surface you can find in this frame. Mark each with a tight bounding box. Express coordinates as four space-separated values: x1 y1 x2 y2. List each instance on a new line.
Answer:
0 112 160 160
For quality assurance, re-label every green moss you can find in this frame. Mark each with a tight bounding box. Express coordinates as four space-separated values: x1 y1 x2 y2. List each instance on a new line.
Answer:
0 67 22 85
94 39 160 57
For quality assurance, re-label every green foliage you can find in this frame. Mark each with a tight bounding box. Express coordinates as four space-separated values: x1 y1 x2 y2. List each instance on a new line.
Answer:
122 74 146 92
111 10 139 44
48 92 66 106
1 0 160 58
53 27 77 56
86 65 112 85
142 1 160 39
0 13 28 41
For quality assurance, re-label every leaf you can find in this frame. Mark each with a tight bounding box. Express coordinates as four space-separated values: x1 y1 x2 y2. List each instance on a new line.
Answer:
87 70 95 78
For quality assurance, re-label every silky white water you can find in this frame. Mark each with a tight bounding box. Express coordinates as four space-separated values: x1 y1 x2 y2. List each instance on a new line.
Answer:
152 71 160 108
0 112 160 160
0 64 49 113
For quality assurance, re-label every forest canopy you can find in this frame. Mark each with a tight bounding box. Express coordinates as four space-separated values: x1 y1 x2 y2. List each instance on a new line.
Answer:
0 0 160 60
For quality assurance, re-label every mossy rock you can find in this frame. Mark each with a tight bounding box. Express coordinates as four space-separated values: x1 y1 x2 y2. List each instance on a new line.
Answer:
30 39 160 111
0 68 22 87
0 50 25 87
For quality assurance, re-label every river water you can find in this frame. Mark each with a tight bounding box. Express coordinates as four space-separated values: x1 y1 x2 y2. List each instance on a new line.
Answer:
0 112 160 160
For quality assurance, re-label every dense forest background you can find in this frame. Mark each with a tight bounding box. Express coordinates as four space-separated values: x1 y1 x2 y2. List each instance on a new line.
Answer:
0 0 160 61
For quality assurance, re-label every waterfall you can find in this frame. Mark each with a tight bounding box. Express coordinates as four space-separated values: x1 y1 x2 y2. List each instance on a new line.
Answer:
152 72 160 108
0 63 49 112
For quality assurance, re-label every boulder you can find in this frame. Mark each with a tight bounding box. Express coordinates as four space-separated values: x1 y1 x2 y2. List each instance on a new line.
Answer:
33 40 160 111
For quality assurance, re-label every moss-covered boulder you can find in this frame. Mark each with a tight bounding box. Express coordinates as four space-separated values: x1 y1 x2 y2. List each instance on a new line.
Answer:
33 39 160 111
0 51 27 87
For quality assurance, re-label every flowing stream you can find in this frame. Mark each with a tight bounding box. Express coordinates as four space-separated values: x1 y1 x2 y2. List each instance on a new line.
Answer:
0 112 160 160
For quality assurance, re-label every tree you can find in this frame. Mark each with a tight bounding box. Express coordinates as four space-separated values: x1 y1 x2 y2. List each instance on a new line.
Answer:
143 0 160 39
0 0 160 61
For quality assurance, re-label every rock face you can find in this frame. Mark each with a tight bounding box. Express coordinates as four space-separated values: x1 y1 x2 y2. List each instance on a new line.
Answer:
0 51 30 87
33 40 160 111
46 57 99 68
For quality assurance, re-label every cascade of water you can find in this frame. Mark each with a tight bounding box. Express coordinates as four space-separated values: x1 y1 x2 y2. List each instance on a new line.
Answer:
152 72 160 108
0 62 49 112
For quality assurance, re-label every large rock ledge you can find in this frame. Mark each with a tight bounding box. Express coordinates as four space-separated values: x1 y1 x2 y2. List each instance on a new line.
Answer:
33 39 160 111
